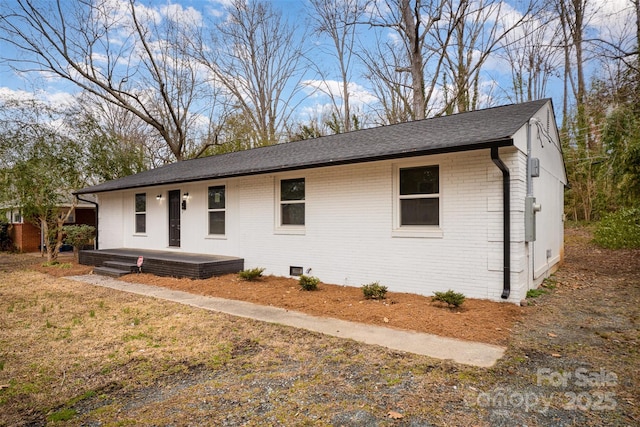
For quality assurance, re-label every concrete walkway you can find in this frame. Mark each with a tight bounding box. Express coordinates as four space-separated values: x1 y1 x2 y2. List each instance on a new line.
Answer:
67 274 506 368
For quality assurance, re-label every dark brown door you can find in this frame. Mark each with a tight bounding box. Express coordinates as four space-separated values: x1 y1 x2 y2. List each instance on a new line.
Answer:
168 190 181 247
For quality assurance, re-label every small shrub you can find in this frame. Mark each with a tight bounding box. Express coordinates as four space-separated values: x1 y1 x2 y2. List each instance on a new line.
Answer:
298 275 320 291
593 207 640 249
432 290 466 308
63 224 96 259
238 267 265 281
362 282 388 300
0 220 16 252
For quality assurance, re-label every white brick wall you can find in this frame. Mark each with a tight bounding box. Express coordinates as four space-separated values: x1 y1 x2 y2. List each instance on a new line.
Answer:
98 144 563 303
97 192 124 249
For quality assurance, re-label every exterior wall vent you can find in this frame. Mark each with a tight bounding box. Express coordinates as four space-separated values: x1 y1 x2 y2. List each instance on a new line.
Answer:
289 266 303 276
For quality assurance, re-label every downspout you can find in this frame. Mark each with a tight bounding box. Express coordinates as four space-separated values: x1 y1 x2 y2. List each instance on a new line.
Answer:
491 147 510 299
75 195 99 250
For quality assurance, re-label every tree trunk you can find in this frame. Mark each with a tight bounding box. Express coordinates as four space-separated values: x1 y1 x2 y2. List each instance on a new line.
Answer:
400 0 426 120
40 218 54 262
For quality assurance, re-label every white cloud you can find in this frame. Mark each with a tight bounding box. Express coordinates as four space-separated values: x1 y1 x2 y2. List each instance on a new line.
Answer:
301 79 377 106
0 86 78 109
588 0 635 45
44 91 78 108
160 3 203 26
589 0 633 26
205 0 235 19
0 87 34 102
91 53 109 64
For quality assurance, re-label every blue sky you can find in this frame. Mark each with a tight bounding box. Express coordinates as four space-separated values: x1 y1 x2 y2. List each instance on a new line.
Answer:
0 0 635 128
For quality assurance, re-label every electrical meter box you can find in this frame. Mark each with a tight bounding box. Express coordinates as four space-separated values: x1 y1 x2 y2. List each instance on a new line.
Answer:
525 196 542 242
530 157 540 177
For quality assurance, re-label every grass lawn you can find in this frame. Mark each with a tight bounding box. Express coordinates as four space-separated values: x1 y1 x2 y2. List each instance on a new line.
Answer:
0 227 638 426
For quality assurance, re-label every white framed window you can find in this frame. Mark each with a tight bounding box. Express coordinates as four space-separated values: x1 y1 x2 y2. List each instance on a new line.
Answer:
12 211 22 224
276 177 305 234
393 163 443 238
208 185 226 236
135 193 146 234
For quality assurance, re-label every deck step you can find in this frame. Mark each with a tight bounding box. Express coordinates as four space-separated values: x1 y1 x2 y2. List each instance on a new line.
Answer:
103 261 139 273
93 266 131 278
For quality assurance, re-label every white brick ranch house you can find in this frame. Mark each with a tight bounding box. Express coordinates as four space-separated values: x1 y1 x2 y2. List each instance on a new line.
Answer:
75 99 567 303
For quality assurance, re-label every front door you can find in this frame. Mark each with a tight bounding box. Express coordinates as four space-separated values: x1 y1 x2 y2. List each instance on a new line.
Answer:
168 190 181 247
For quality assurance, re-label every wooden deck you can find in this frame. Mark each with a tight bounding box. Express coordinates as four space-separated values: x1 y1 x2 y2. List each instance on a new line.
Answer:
79 248 244 279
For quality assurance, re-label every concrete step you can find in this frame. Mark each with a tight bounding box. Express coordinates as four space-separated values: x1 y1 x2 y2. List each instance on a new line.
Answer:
93 266 131 278
104 261 139 273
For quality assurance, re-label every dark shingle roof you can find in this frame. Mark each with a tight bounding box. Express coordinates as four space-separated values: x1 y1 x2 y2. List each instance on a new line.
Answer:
76 99 549 194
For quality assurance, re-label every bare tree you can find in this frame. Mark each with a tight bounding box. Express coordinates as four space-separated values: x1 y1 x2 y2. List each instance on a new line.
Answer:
359 37 416 124
77 94 161 169
588 0 638 78
0 0 216 161
194 0 309 147
436 0 536 113
308 0 368 133
498 12 563 103
556 0 592 128
360 0 448 121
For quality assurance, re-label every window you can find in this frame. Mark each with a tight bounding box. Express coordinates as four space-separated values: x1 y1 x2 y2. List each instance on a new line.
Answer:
399 165 439 226
280 178 305 226
63 209 75 224
208 185 225 235
135 193 146 233
12 211 22 224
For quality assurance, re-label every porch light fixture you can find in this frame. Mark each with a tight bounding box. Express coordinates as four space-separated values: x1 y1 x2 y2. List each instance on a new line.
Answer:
156 194 163 200
182 192 189 200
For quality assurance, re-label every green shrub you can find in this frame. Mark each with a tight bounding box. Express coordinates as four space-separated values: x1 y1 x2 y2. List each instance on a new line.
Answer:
0 218 15 252
238 267 265 281
593 207 640 249
63 224 96 253
298 275 320 291
432 290 466 308
362 282 388 300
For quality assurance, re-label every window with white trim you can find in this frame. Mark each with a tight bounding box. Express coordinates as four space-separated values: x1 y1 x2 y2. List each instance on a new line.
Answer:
399 165 439 226
135 193 146 233
208 185 225 235
280 178 305 226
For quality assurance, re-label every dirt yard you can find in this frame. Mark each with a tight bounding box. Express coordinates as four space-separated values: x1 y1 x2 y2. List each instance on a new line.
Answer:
0 225 638 426
119 270 523 346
